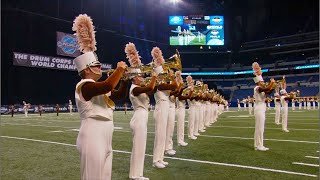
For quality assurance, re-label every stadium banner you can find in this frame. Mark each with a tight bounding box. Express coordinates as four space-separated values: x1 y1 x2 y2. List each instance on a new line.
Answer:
13 52 112 71
56 31 81 57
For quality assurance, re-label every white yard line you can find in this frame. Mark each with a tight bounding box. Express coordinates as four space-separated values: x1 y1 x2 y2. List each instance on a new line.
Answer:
218 121 318 125
2 123 318 144
305 156 319 159
208 125 319 131
292 162 319 167
1 136 317 178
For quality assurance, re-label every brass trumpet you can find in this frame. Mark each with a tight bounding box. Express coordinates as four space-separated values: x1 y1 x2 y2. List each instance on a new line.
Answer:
102 67 144 79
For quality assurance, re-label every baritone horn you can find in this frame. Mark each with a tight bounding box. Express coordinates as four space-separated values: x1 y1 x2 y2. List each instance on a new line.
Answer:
163 49 182 72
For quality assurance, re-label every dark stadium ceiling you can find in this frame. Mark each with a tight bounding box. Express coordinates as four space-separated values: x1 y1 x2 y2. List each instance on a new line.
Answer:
2 0 319 67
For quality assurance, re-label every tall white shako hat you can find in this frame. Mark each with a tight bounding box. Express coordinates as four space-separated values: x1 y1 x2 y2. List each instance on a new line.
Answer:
72 14 101 73
151 47 165 75
124 42 142 79
252 62 264 83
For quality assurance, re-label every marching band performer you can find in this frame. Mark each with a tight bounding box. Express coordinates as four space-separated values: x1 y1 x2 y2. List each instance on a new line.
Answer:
242 98 247 110
291 98 296 110
165 70 183 156
187 76 198 140
311 97 316 109
237 99 241 111
176 73 193 146
307 98 311 110
125 42 157 180
267 98 271 110
252 62 275 151
280 89 292 132
274 88 281 125
203 84 212 128
68 99 73 114
151 47 177 168
198 84 207 132
298 98 302 110
73 14 128 180
193 81 202 137
303 98 307 109
23 101 29 117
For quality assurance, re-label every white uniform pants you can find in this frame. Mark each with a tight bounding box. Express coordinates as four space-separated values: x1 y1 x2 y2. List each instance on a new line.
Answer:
248 104 253 115
194 103 200 135
165 103 176 151
153 100 169 163
281 107 288 130
199 105 205 131
313 102 316 109
129 109 148 179
188 104 196 137
238 104 241 111
204 104 211 127
213 104 217 122
176 106 186 144
292 103 295 110
24 109 28 117
275 104 281 124
299 103 302 109
254 107 266 148
77 119 114 180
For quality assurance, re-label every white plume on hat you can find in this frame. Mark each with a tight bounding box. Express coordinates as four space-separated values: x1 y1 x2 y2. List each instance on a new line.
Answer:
252 62 264 83
124 42 143 79
151 47 165 67
125 42 142 67
72 14 100 72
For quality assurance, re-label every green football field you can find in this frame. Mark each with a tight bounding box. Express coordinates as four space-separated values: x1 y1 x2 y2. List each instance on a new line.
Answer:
170 36 206 46
1 108 319 180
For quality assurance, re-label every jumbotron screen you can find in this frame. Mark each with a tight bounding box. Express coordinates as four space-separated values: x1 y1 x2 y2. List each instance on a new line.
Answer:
169 15 224 46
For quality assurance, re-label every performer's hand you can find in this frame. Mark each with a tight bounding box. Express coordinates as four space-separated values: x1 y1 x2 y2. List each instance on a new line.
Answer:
151 72 157 77
270 78 275 83
117 61 127 69
169 70 174 77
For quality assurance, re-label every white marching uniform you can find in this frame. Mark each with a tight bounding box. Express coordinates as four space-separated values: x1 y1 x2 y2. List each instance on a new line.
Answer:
291 100 295 110
198 101 205 131
304 101 306 109
274 97 281 124
165 95 176 152
129 84 150 179
307 101 311 110
153 89 170 163
188 99 196 138
280 96 289 131
213 102 218 122
194 101 201 136
75 79 114 180
23 103 28 117
312 100 316 109
253 86 267 149
204 101 211 127
299 101 302 109
248 102 253 115
176 98 187 144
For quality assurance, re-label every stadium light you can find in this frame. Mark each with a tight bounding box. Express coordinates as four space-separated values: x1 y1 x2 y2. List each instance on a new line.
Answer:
171 0 180 3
